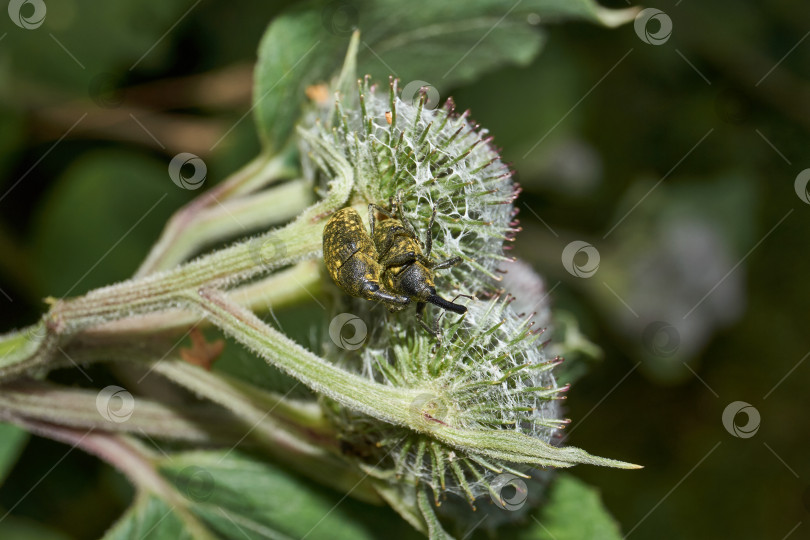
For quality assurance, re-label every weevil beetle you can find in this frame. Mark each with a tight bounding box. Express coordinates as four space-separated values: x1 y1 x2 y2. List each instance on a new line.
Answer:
323 195 468 336
323 207 411 308
369 192 467 335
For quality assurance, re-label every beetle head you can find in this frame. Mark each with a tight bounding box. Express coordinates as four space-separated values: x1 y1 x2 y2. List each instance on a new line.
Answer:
397 264 467 314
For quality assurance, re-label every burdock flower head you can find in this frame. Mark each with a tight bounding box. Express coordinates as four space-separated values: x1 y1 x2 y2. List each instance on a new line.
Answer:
302 74 517 297
296 40 638 518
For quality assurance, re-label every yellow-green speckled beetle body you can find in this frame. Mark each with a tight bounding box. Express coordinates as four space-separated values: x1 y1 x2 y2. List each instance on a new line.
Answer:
323 193 467 336
322 207 410 308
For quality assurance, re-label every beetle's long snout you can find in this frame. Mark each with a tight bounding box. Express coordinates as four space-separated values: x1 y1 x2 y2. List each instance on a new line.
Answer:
427 293 467 314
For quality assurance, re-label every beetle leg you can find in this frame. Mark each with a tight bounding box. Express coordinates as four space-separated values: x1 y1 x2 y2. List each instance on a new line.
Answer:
380 251 418 269
416 302 441 340
395 190 421 242
368 204 376 238
431 256 463 271
424 204 437 257
367 287 410 308
369 203 395 220
416 254 433 266
368 203 395 239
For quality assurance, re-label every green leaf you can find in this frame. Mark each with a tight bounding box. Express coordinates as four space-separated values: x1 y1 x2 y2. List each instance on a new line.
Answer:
103 493 205 540
159 451 378 540
105 450 384 540
0 422 29 486
253 0 636 151
522 474 621 540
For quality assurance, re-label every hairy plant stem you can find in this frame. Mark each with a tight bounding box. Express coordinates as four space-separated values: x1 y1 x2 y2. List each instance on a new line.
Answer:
147 177 313 270
0 379 245 444
136 152 297 276
85 260 322 337
52 217 323 331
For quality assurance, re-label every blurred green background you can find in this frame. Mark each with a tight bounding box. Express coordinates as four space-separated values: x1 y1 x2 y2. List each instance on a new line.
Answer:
1 0 808 538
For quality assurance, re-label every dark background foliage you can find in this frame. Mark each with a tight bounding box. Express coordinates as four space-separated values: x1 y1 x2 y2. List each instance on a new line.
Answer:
1 0 808 538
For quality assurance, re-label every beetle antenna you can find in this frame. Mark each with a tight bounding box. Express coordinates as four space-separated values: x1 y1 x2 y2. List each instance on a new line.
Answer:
427 294 467 314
